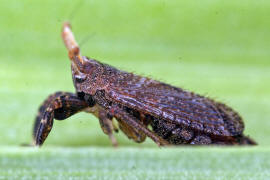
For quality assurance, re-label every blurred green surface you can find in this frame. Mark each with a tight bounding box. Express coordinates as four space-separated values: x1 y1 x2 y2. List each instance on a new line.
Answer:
0 147 270 180
0 1 269 146
1 1 270 179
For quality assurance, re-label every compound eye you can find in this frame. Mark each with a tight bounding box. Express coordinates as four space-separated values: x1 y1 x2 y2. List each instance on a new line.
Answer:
74 73 87 83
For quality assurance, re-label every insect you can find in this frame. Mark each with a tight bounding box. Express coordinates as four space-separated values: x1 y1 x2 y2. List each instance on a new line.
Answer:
33 22 256 147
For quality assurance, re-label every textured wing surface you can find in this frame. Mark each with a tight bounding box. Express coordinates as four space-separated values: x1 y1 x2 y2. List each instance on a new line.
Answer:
107 73 244 136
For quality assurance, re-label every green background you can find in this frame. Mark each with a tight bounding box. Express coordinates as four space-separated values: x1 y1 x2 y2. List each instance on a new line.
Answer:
0 0 269 179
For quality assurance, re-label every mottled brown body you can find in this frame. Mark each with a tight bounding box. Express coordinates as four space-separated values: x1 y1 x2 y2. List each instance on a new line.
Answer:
32 22 256 146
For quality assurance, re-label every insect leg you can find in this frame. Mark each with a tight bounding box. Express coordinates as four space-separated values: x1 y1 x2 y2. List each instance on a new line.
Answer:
98 110 118 147
110 106 169 146
33 92 88 146
118 120 147 143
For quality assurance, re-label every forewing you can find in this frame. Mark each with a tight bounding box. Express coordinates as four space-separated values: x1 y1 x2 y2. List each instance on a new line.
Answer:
107 75 244 136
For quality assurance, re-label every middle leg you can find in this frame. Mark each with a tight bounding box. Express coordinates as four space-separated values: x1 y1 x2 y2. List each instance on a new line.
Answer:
98 109 118 147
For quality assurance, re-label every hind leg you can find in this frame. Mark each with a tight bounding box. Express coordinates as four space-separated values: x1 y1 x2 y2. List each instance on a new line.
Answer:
109 105 169 146
118 119 147 143
33 92 88 146
98 108 147 145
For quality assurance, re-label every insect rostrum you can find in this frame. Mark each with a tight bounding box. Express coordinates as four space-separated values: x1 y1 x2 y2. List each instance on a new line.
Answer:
33 22 256 147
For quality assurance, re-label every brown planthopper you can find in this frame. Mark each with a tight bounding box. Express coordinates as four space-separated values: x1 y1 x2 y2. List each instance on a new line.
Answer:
33 22 257 147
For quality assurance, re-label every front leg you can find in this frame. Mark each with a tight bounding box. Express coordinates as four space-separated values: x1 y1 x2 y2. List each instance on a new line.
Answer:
33 92 88 146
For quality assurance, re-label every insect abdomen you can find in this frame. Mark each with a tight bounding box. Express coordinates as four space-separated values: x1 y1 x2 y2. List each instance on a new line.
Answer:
151 118 194 144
